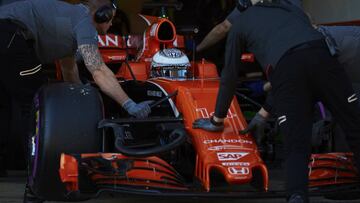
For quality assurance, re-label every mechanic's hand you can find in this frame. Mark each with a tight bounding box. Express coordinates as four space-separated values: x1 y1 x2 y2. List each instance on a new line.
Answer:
192 118 224 132
240 112 268 145
122 99 153 119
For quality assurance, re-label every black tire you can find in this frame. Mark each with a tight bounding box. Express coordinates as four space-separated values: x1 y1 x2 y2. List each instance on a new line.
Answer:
27 83 103 201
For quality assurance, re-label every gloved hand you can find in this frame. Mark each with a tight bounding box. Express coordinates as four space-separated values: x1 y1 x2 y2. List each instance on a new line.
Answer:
122 99 153 119
240 112 268 146
192 117 224 132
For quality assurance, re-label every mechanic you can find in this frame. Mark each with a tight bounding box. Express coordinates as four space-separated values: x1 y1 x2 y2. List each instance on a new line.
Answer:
242 25 360 138
0 0 152 176
192 0 360 202
195 0 303 53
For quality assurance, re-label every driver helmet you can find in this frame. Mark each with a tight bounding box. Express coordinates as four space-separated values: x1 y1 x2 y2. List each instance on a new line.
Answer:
151 48 191 79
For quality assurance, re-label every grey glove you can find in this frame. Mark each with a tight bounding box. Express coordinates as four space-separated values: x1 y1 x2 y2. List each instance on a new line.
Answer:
192 118 224 132
240 112 268 145
122 99 153 119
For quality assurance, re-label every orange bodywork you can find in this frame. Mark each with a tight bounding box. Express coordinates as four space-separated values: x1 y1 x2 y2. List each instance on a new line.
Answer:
59 154 79 192
134 14 187 77
309 153 359 187
60 153 188 192
116 61 149 81
151 77 269 191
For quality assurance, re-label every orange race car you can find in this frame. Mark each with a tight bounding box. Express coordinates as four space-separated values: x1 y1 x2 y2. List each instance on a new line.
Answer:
25 14 360 203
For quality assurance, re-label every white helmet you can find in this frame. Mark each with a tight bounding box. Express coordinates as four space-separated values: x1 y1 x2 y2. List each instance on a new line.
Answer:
151 48 191 78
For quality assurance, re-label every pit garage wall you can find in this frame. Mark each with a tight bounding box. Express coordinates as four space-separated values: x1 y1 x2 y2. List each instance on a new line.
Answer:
304 0 360 24
118 0 149 34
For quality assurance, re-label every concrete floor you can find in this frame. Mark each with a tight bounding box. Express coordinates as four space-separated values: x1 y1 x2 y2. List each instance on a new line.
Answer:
1 171 360 203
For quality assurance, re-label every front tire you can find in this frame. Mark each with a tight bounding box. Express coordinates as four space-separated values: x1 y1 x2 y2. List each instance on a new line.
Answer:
27 83 103 201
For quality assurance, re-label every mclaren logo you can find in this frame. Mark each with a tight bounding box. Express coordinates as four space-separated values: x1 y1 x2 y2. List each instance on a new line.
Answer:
217 152 249 161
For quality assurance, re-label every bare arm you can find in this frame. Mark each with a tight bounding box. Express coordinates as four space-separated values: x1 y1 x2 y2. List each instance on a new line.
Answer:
59 56 81 83
196 19 232 52
78 44 129 106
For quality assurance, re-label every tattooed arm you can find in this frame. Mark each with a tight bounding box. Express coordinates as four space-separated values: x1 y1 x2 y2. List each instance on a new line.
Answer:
78 44 129 105
59 56 81 83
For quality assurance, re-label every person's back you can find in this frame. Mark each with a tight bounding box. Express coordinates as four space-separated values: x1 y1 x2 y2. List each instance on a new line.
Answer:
0 0 97 63
230 2 323 70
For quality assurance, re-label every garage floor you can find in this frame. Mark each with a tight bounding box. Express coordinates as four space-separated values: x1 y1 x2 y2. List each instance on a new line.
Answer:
1 171 360 203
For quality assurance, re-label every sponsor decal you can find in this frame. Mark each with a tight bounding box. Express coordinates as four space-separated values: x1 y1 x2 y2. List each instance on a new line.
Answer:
208 145 244 151
196 108 237 119
32 110 40 156
222 162 250 167
203 139 253 145
228 167 250 175
217 152 249 161
147 90 163 97
31 136 36 156
121 124 133 140
98 35 119 47
150 23 158 37
108 56 126 61
124 131 134 140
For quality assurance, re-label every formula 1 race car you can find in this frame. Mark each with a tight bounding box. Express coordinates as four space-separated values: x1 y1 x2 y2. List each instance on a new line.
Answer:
25 13 360 203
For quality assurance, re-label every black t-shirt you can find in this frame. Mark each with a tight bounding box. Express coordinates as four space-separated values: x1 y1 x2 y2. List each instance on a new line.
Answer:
214 1 323 118
0 0 98 63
